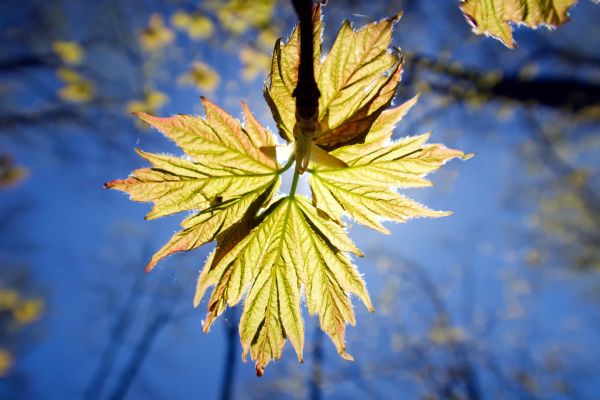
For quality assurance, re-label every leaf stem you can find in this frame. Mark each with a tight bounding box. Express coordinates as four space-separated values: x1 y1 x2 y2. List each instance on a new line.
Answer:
289 169 301 198
277 155 296 175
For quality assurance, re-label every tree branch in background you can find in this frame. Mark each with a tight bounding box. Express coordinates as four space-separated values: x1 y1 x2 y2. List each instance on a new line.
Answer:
218 308 238 400
405 53 600 114
105 311 171 400
291 0 321 173
309 328 323 400
291 0 319 121
83 273 146 400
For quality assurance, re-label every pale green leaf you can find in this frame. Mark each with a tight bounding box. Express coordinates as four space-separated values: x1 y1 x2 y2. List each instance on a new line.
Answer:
310 176 449 233
106 100 280 271
264 4 322 142
315 14 402 149
319 133 470 188
264 6 402 150
310 101 470 232
108 10 469 376
460 0 578 48
195 196 371 372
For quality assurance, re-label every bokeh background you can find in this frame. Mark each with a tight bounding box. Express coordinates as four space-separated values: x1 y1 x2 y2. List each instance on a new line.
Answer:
1 0 600 399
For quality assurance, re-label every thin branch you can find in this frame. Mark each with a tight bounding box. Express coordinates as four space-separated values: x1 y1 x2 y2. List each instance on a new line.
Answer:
218 308 239 400
291 0 320 121
309 327 323 400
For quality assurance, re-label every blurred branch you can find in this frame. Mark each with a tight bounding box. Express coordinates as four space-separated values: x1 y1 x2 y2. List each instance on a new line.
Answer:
103 277 184 400
218 307 238 400
105 310 172 400
0 108 87 129
526 115 600 225
309 328 323 400
83 273 146 400
0 55 59 72
408 261 482 400
405 53 600 114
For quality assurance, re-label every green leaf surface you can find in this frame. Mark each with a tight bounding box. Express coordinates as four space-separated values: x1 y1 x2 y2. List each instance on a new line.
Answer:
107 8 469 375
106 99 279 271
460 0 579 48
195 196 371 373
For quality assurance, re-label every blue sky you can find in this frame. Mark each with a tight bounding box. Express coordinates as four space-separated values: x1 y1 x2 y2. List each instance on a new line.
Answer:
1 1 600 399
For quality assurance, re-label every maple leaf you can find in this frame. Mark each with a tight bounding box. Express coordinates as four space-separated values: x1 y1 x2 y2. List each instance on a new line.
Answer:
310 96 472 233
460 0 580 48
106 97 279 272
265 6 402 151
195 195 370 375
106 6 469 375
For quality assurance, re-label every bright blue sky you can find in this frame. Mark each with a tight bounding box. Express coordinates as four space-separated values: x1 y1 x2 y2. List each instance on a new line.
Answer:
1 1 600 399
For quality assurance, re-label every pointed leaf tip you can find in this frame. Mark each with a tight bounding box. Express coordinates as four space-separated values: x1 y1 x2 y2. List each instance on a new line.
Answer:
340 351 354 361
144 261 154 273
391 10 403 23
460 0 578 48
255 365 264 377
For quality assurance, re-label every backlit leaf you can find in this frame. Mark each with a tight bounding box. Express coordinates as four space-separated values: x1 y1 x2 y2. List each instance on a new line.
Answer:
264 6 402 150
178 61 220 92
460 0 579 48
108 9 468 375
106 98 279 271
195 196 370 374
53 41 84 65
309 97 470 232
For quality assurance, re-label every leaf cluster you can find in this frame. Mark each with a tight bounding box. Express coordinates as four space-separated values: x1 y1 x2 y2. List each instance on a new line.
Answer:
106 6 469 375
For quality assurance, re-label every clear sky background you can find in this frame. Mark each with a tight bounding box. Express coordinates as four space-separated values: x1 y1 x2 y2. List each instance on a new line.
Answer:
1 0 600 399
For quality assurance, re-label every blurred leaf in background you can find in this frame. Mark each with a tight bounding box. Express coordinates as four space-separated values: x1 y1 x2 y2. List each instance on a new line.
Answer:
177 61 220 92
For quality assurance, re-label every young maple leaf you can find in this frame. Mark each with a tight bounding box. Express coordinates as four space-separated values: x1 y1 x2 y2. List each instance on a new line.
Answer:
106 97 280 272
106 5 470 376
460 0 579 48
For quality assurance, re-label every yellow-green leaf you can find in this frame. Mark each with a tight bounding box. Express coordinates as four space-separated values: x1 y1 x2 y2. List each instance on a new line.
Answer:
264 6 403 151
195 196 371 373
460 0 578 48
319 132 470 188
309 97 471 232
264 3 322 142
107 10 469 376
106 99 279 271
315 14 402 150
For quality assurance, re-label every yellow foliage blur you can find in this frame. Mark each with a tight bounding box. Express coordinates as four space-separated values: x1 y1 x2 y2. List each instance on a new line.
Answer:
429 323 466 345
211 0 276 34
0 289 18 308
140 14 174 52
53 41 85 66
0 288 44 325
239 46 271 81
0 155 28 189
0 283 43 378
57 68 95 102
178 61 220 92
127 90 168 114
13 299 44 324
171 11 214 39
518 62 540 81
257 28 279 50
0 348 13 377
0 287 44 326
